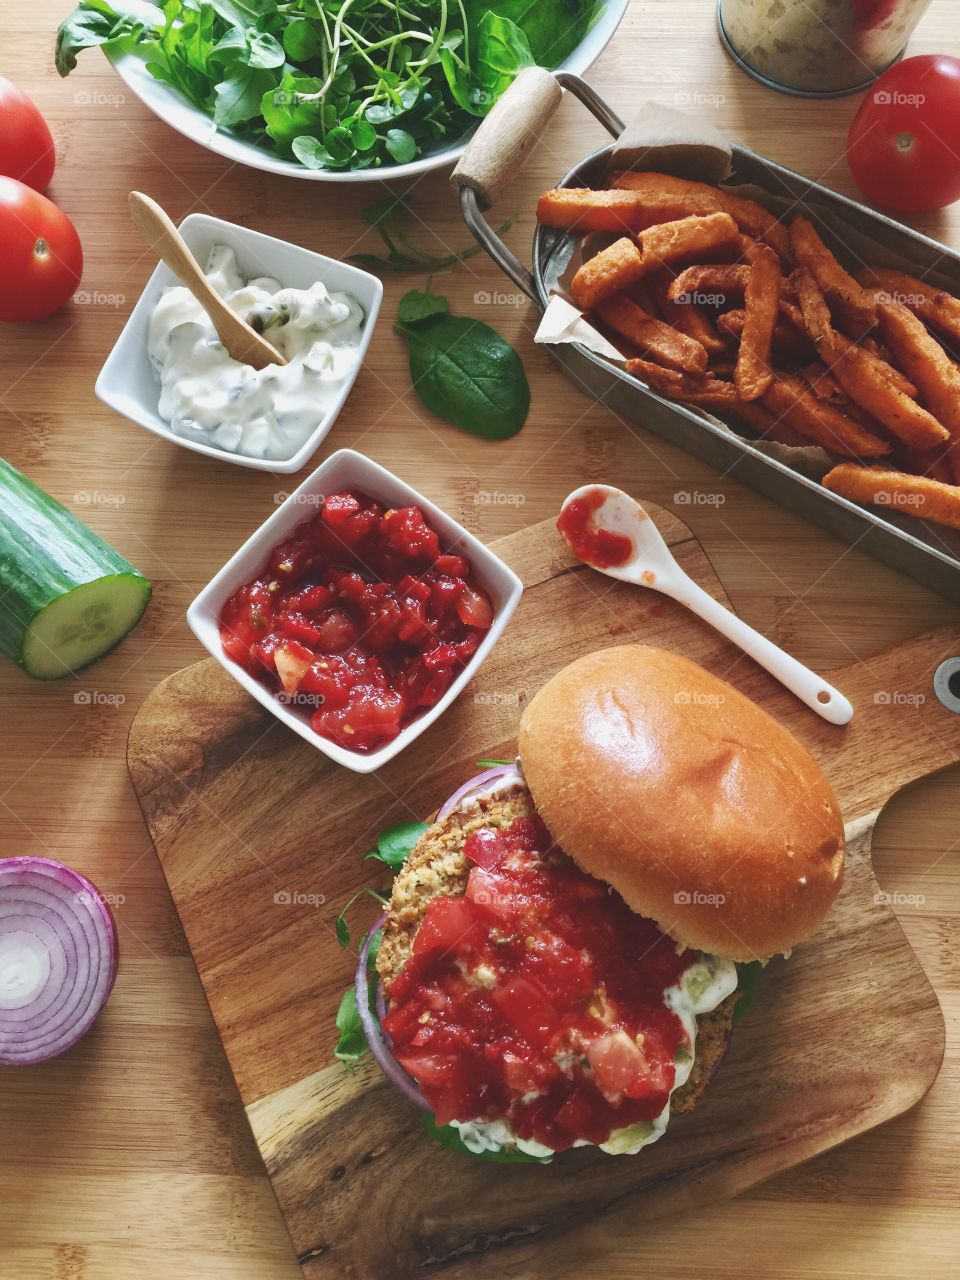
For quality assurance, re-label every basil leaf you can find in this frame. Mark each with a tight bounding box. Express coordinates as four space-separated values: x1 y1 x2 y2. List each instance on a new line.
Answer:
378 820 430 871
422 1114 552 1163
396 314 530 439
474 12 533 116
397 289 450 326
733 961 763 1022
214 64 275 126
334 987 368 1062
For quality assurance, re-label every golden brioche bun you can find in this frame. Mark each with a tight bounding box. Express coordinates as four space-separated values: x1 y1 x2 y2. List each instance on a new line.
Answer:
518 645 844 960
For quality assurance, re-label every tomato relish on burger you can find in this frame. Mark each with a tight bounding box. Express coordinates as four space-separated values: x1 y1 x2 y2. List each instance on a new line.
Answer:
364 646 845 1160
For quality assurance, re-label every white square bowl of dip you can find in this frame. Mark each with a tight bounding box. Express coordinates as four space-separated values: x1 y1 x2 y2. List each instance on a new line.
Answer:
186 449 524 774
95 214 383 473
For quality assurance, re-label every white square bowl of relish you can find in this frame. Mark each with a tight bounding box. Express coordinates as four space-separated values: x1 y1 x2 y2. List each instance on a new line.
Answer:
186 449 524 773
95 214 383 473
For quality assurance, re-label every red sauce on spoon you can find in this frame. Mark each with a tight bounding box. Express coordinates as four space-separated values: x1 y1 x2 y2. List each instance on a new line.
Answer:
557 487 634 569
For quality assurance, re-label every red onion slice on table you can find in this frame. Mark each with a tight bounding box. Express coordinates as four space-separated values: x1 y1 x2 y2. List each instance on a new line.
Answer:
0 857 119 1065
356 913 429 1112
436 764 523 821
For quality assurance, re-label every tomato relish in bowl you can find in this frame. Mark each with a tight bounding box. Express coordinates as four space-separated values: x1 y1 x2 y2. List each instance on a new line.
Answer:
382 809 736 1156
218 490 494 753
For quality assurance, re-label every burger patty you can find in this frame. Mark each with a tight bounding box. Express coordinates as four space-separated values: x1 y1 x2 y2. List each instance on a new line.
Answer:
376 783 739 1118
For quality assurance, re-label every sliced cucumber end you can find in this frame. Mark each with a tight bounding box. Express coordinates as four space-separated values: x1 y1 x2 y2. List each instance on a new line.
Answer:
22 574 151 680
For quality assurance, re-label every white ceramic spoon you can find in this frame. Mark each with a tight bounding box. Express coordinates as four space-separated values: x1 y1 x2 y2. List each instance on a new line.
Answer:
559 484 854 726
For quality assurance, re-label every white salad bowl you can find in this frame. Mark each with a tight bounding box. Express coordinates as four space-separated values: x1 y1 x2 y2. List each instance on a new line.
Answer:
106 0 628 183
95 214 383 473
187 449 524 774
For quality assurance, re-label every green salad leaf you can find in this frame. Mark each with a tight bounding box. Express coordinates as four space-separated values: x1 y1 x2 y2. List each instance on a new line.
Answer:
733 961 763 1023
55 0 600 171
396 290 530 439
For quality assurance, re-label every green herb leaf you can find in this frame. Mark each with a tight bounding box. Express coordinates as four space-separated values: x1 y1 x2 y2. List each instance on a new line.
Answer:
733 961 763 1023
246 29 285 70
282 17 320 61
55 0 163 75
261 73 325 148
384 127 417 165
334 885 389 948
292 135 337 170
473 12 534 116
397 290 450 326
396 313 530 439
476 758 512 767
465 0 599 67
422 1113 552 1163
363 819 431 873
214 64 276 127
334 987 368 1063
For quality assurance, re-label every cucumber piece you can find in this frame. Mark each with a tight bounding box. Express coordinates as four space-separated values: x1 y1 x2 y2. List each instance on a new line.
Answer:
0 459 151 680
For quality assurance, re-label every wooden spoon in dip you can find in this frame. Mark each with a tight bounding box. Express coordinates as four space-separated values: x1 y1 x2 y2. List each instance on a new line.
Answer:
128 191 286 371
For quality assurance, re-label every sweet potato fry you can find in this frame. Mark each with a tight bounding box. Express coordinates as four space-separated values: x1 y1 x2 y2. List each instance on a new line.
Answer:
896 444 955 484
646 271 726 357
668 264 749 305
624 359 710 396
610 172 791 261
789 216 876 337
635 213 740 276
761 374 892 458
876 299 960 441
858 267 960 349
717 308 810 361
570 238 646 310
822 463 960 530
536 188 646 234
825 334 947 449
595 296 709 373
795 267 924 410
735 244 781 400
624 360 800 438
793 266 835 345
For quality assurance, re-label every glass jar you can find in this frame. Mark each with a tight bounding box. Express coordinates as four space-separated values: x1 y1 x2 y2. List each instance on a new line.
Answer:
717 0 935 96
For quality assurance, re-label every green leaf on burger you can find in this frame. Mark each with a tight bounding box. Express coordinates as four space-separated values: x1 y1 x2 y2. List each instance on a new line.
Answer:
733 961 763 1022
422 1113 552 1163
362 819 431 874
335 885 389 949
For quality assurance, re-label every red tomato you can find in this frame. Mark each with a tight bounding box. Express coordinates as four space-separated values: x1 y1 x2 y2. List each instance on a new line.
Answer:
0 77 55 192
0 178 82 323
846 55 960 213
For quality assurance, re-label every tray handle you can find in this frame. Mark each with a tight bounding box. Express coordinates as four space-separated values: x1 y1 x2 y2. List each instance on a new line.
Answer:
452 67 563 211
454 70 624 299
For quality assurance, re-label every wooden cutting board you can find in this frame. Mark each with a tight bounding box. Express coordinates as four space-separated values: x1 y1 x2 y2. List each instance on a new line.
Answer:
127 508 960 1280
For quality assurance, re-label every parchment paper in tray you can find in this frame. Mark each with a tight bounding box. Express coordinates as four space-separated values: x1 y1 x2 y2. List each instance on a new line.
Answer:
533 101 960 499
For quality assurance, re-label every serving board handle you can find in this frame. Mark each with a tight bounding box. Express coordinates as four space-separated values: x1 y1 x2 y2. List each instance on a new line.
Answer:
452 66 563 209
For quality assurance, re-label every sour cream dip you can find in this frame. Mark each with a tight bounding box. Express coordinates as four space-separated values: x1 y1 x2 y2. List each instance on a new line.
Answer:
146 245 365 461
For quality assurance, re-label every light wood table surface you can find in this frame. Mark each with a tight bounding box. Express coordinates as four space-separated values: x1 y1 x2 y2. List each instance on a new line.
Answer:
1 3 959 1277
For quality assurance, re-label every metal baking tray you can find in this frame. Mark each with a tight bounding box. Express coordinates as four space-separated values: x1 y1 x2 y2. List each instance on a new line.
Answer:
455 70 960 603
